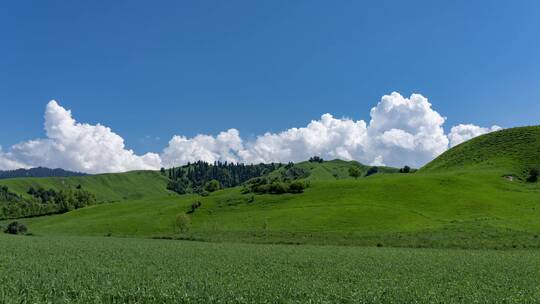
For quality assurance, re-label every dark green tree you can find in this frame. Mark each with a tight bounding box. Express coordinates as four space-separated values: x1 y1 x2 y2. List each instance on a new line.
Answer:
348 166 362 179
399 166 411 173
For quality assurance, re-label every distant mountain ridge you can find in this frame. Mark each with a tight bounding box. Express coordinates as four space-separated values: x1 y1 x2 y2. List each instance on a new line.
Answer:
0 167 87 179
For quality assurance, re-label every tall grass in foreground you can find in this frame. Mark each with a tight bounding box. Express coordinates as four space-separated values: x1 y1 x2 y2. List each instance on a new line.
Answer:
1 234 540 303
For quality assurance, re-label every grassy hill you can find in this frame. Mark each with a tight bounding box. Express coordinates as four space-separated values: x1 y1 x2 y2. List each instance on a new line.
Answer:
273 159 399 181
0 170 172 202
3 126 540 248
420 126 540 178
11 170 540 248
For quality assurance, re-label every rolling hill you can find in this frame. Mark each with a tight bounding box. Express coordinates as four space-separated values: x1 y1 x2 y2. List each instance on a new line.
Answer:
420 126 540 177
0 170 172 202
2 126 540 248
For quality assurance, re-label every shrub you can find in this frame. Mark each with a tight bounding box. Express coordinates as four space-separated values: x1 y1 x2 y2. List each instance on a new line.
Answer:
4 221 27 235
203 179 221 192
268 182 288 194
242 177 308 195
175 214 191 233
527 168 539 183
348 166 362 179
288 181 307 193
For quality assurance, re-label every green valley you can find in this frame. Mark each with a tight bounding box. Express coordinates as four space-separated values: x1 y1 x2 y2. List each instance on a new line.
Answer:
2 126 539 249
2 126 540 303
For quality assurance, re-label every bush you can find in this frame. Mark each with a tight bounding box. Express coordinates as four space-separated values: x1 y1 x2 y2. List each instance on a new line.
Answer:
4 221 27 235
527 168 539 183
348 166 362 179
242 177 308 195
288 181 307 193
268 182 288 194
203 179 221 192
175 214 191 233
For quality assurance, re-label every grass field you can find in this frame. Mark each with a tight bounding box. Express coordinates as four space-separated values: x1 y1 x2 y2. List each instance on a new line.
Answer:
420 126 540 177
2 127 539 249
0 170 171 202
2 234 540 303
9 169 540 249
1 127 540 303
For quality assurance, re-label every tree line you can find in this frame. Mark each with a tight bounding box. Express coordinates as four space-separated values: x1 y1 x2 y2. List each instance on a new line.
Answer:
0 185 96 219
163 161 284 195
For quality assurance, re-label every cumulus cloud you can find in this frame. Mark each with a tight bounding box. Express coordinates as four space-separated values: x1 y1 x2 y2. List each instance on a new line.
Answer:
0 93 503 173
363 92 450 167
448 124 502 147
0 147 28 170
0 101 161 173
161 129 244 166
161 92 493 168
238 113 369 164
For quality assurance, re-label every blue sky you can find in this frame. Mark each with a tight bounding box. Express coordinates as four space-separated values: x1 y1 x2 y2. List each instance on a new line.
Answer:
1 1 539 172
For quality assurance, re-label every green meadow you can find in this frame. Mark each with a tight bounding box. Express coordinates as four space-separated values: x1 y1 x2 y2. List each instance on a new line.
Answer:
2 234 540 304
1 126 540 303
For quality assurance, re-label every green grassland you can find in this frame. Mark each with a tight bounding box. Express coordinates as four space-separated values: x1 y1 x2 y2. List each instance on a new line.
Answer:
13 169 540 248
0 170 171 202
1 126 540 303
2 126 540 249
2 234 540 304
268 159 398 181
420 126 540 177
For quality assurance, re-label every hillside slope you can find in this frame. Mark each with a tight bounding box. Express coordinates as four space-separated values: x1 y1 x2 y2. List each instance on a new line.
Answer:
12 170 540 248
267 159 400 181
0 170 171 202
420 126 540 177
4 127 540 248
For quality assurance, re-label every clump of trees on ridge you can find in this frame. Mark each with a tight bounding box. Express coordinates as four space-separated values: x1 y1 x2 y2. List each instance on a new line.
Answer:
0 185 96 220
164 161 283 195
163 160 312 196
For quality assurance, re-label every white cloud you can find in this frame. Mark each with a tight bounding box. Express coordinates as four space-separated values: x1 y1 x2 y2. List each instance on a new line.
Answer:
0 147 29 170
448 124 502 147
160 92 484 169
237 113 369 164
0 94 503 173
0 101 161 173
161 129 243 166
364 92 449 167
